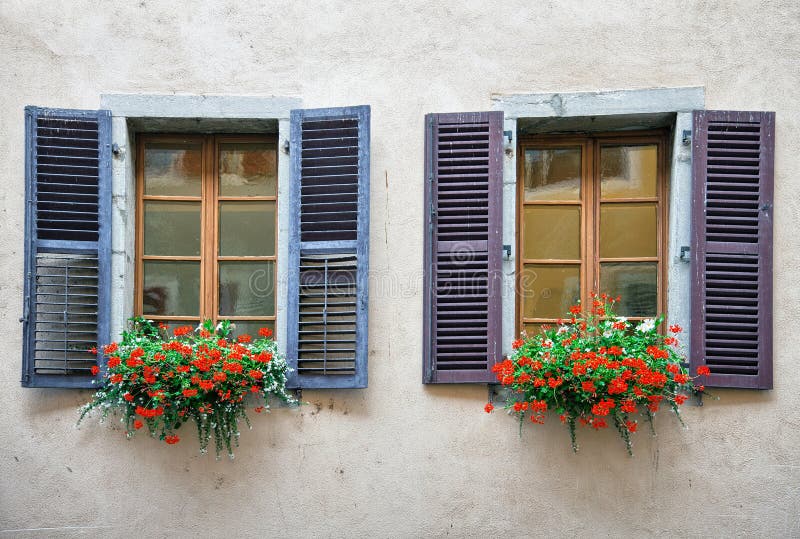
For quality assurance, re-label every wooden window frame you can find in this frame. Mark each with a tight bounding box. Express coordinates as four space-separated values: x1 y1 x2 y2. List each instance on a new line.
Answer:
134 133 279 330
516 130 669 332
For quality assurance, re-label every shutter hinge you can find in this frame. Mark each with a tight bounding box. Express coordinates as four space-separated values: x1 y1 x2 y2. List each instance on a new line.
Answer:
503 244 512 259
503 130 513 144
20 295 29 323
679 246 690 262
282 139 290 154
682 130 691 145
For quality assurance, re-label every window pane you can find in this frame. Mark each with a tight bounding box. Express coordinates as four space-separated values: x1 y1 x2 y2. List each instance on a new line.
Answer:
219 261 275 316
523 205 581 260
219 201 276 256
599 262 657 317
142 261 200 316
219 143 277 197
520 264 581 319
523 148 581 201
143 201 201 256
144 142 202 196
600 145 657 199
225 320 274 339
522 323 553 339
600 203 658 258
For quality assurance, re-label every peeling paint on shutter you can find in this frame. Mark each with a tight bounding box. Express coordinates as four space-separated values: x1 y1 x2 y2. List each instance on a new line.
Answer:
286 106 370 389
691 110 774 389
22 107 112 388
423 111 503 383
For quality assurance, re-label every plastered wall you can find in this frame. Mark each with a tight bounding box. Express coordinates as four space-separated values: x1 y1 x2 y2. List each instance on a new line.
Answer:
1 1 799 537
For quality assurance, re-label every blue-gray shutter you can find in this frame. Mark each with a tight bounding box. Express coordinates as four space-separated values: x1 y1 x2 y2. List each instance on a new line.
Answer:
21 107 112 388
286 106 370 389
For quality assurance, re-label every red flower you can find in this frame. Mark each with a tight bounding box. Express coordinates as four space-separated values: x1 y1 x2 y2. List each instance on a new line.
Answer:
173 326 192 337
223 362 243 374
625 420 637 433
103 342 118 355
199 379 214 391
237 334 252 343
164 435 180 445
123 393 134 402
512 339 524 350
258 327 273 338
621 400 636 413
608 378 628 395
213 372 227 382
109 374 123 384
254 406 264 413
107 356 121 368
674 373 689 384
88 346 98 355
674 394 688 405
182 389 198 397
569 305 581 314
669 324 683 334
91 365 99 375
249 369 263 380
176 365 190 373
199 329 211 338
158 322 169 331
697 366 711 376
133 420 143 430
484 403 494 414
581 381 596 393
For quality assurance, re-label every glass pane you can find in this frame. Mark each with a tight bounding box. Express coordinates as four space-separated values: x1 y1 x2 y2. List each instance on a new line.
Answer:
219 201 276 256
226 320 275 339
144 142 202 196
219 143 277 197
520 264 581 319
600 145 657 199
522 323 550 338
523 148 581 201
600 262 658 317
522 205 580 260
219 261 275 316
143 201 201 256
142 261 200 316
600 203 658 258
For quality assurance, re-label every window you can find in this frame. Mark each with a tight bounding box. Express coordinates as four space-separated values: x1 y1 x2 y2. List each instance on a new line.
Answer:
136 135 278 336
516 133 668 335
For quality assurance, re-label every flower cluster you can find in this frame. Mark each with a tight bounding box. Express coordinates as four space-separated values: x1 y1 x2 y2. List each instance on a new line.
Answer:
486 294 710 454
79 318 296 458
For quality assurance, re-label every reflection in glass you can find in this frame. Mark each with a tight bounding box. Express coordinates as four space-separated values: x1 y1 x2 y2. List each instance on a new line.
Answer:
144 201 201 256
600 203 658 258
523 148 581 201
218 201 276 256
219 261 275 317
144 142 202 196
520 264 581 319
600 145 657 199
523 206 581 260
142 261 200 316
600 262 657 317
219 143 277 197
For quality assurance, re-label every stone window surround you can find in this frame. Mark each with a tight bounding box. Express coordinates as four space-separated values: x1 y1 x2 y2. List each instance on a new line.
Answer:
100 87 703 361
491 86 705 355
99 94 301 352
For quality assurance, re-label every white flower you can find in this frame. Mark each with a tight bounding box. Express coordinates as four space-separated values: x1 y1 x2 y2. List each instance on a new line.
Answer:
557 325 569 335
616 316 628 323
603 330 613 338
636 319 656 333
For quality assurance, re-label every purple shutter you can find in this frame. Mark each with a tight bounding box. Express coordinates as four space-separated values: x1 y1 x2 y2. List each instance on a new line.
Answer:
423 111 503 383
691 110 774 389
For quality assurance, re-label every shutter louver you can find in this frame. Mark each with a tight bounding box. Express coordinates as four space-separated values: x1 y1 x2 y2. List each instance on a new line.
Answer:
423 112 503 383
691 110 774 389
287 106 370 389
22 107 112 388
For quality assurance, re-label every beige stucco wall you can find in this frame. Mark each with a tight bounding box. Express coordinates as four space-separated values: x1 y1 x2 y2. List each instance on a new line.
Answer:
1 1 799 537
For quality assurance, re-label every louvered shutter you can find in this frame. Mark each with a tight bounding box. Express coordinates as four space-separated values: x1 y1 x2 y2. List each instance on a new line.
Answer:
21 107 112 388
423 112 503 383
286 106 370 389
691 110 774 389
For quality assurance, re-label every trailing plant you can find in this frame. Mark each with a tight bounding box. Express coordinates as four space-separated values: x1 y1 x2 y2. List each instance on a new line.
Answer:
484 293 710 455
79 318 296 459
